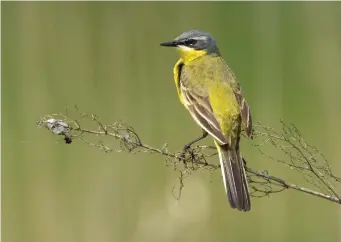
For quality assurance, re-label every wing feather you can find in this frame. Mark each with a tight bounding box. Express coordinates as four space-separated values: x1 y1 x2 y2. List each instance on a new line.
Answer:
182 86 227 145
233 88 253 138
221 59 253 139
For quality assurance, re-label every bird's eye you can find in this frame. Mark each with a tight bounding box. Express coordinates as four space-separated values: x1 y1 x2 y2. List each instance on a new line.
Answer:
184 39 197 46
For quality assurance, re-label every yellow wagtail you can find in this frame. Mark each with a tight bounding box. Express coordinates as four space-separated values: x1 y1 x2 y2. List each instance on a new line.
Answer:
161 30 253 211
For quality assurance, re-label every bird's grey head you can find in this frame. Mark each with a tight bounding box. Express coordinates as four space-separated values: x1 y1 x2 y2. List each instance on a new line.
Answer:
160 30 220 54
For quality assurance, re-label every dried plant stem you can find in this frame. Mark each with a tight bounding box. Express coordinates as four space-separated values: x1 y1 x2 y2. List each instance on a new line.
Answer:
37 107 341 205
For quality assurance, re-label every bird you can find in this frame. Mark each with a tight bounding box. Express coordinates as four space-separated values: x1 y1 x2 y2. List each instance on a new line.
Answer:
160 30 253 211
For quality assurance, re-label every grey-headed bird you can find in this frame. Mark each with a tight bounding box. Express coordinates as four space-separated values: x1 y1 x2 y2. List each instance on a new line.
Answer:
161 30 253 211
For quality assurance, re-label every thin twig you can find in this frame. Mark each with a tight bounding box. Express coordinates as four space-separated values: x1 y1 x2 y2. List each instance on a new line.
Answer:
36 107 341 205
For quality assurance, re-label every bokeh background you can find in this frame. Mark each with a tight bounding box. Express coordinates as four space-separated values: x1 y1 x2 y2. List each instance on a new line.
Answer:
2 2 341 242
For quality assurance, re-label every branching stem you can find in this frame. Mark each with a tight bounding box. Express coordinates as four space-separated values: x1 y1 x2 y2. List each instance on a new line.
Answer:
36 107 341 205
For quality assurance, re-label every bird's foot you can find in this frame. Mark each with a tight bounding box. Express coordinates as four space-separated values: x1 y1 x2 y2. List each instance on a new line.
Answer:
180 145 196 167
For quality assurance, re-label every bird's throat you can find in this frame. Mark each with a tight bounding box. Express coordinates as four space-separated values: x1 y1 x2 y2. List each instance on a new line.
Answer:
178 48 207 64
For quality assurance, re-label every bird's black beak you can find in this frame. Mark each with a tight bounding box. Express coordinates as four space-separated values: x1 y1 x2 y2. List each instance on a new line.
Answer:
160 40 181 47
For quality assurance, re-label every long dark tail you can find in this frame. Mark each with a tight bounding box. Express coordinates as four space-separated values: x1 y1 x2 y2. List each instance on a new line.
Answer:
216 142 251 211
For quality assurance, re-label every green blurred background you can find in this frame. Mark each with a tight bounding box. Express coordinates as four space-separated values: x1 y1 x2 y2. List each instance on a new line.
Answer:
2 2 341 242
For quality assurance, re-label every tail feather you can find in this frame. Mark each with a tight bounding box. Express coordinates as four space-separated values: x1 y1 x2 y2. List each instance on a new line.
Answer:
216 143 250 211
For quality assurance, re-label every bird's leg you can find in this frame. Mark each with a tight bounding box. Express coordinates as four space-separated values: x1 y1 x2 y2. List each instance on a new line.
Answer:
180 130 208 163
183 130 208 151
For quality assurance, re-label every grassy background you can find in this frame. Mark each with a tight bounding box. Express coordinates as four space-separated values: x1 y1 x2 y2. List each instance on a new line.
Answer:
2 2 341 242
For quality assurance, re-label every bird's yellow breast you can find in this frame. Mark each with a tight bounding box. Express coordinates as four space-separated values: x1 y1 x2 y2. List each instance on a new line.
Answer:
173 59 185 105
